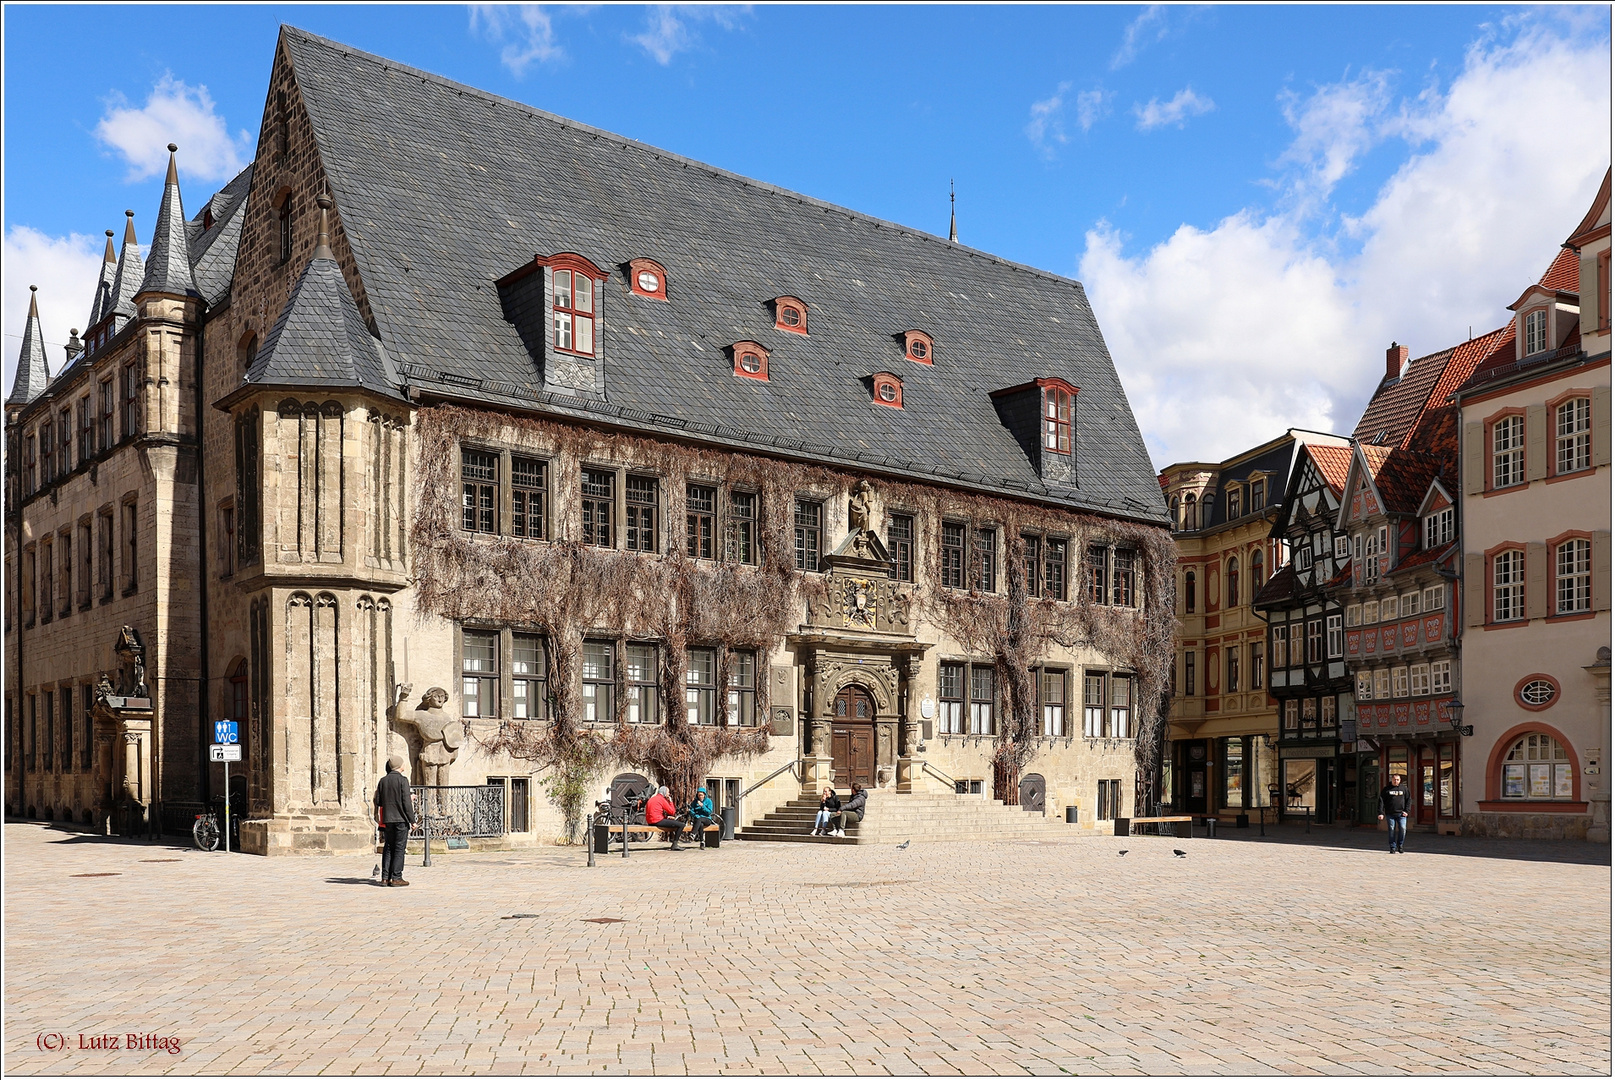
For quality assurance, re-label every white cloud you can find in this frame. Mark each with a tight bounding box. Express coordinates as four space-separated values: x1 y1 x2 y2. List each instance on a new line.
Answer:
1075 88 1110 133
94 74 249 183
1025 83 1071 157
631 5 749 66
1111 6 1168 70
1133 87 1215 131
2 227 105 394
470 4 565 76
1081 18 1610 468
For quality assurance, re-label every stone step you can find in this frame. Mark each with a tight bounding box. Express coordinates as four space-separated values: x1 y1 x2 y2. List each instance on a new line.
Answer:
740 786 1081 845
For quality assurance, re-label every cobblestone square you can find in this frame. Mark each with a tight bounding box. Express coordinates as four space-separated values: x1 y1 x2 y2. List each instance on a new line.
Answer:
4 821 1608 1075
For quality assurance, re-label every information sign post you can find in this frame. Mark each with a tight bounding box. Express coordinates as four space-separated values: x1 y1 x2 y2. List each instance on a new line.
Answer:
211 721 241 853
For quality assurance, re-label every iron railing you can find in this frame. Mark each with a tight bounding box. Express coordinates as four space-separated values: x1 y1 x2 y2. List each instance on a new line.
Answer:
739 759 802 801
921 761 958 790
410 784 505 840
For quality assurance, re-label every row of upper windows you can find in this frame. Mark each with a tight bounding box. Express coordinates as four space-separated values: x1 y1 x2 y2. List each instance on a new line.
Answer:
1180 547 1269 613
1487 396 1596 491
1281 696 1339 733
1353 660 1454 701
8 685 97 774
1488 538 1594 623
1176 642 1265 697
1344 587 1446 626
1271 615 1343 668
12 365 141 499
13 502 139 630
1169 477 1268 532
458 446 1138 603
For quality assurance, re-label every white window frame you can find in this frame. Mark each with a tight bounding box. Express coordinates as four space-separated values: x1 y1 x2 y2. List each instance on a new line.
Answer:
1493 549 1526 622
1422 585 1445 611
1374 669 1390 700
1326 614 1343 659
1410 663 1431 698
1556 397 1592 475
1400 592 1419 617
1345 604 1361 628
1557 538 1592 615
1392 666 1410 698
1355 671 1373 701
1492 415 1525 489
1523 308 1548 355
1334 535 1351 561
1430 660 1452 695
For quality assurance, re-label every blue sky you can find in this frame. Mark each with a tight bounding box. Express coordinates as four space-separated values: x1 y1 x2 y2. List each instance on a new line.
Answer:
4 5 1609 466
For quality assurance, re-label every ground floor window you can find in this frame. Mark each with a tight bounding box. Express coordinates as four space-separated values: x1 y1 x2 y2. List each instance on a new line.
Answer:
1281 759 1316 809
1096 778 1123 820
1500 733 1573 800
1222 736 1244 809
954 779 985 795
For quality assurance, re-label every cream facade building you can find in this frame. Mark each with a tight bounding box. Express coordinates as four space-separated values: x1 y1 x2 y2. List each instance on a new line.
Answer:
1455 171 1612 841
6 28 1172 853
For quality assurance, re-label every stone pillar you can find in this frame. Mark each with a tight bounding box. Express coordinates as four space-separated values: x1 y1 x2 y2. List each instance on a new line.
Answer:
897 653 923 793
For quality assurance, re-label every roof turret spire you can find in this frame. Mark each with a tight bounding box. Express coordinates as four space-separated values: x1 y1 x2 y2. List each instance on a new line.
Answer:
949 180 957 244
108 209 145 325
86 229 118 330
7 286 51 408
313 193 335 261
138 143 197 299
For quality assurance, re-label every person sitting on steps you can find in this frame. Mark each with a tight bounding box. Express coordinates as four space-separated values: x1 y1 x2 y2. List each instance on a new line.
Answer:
645 785 688 850
811 786 841 836
830 783 867 838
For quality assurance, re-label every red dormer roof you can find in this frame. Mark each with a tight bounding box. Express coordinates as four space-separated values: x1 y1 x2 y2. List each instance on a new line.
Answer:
1391 542 1455 575
1537 246 1581 294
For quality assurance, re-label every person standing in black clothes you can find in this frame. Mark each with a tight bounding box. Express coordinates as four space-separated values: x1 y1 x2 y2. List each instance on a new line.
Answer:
1378 772 1411 854
375 756 417 885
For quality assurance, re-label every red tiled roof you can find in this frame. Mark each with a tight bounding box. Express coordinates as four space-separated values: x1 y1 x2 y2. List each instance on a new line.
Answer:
1373 450 1442 515
1567 168 1611 247
1358 442 1393 479
1392 542 1454 575
1327 562 1353 588
1304 443 1353 495
1351 345 1455 449
1539 246 1580 293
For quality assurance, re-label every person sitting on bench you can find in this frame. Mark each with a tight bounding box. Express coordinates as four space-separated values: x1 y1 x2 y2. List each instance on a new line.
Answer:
688 787 716 834
645 785 687 850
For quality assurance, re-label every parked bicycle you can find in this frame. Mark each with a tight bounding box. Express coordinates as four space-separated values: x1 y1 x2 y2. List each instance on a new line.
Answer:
192 806 221 851
191 794 244 851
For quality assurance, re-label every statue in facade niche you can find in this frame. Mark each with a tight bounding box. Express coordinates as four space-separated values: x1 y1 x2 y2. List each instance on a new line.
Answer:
849 479 877 533
388 685 462 785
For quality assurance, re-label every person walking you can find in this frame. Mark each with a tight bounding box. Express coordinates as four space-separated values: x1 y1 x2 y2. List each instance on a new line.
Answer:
374 755 416 886
830 783 867 838
1378 772 1411 854
811 786 841 836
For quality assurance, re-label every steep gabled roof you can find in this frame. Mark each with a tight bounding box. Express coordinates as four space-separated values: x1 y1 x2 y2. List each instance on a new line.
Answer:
1566 168 1611 248
108 212 145 323
6 287 50 408
1537 246 1581 294
1373 450 1442 516
188 165 253 306
85 231 116 331
278 26 1163 521
1304 443 1353 495
1352 345 1456 449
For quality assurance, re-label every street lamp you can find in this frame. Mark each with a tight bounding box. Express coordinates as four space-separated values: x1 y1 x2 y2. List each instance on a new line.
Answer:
1441 698 1465 730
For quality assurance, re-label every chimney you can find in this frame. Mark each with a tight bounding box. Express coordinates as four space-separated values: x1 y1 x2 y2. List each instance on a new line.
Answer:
1386 341 1409 381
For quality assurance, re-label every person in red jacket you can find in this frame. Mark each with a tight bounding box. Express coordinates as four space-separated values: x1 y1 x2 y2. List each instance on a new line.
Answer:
644 785 687 850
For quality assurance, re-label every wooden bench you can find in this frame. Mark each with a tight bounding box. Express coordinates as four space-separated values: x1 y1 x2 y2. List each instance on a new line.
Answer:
1116 815 1194 837
603 822 722 848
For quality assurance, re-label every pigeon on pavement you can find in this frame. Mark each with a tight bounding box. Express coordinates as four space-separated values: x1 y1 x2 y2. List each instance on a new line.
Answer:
896 840 911 850
1117 850 1128 856
1173 849 1188 858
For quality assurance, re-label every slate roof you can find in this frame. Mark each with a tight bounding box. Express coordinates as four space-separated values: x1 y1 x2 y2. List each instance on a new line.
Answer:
279 26 1163 522
139 150 198 298
6 288 50 407
188 165 254 307
85 233 116 331
245 243 401 398
108 214 145 323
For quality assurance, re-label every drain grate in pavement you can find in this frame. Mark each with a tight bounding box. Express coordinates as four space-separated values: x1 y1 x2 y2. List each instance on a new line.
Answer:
582 917 626 924
503 913 542 920
140 859 182 863
70 873 122 877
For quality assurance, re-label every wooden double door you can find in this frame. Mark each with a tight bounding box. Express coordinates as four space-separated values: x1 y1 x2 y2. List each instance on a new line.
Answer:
830 685 876 789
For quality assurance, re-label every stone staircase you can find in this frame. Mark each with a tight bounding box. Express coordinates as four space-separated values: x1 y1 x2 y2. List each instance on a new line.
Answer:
737 789 1075 845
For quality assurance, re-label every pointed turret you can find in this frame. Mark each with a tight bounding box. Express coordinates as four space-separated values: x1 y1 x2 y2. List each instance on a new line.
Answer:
138 144 197 299
108 210 145 326
86 229 117 331
949 180 958 243
241 195 401 401
7 286 51 408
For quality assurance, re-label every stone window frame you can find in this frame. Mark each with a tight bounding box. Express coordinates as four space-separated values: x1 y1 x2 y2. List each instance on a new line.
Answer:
1020 530 1071 601
888 511 916 583
39 537 53 625
97 507 115 603
56 525 73 619
218 499 237 579
1036 665 1070 737
772 295 808 335
902 329 934 365
75 518 93 611
452 439 556 544
794 496 825 572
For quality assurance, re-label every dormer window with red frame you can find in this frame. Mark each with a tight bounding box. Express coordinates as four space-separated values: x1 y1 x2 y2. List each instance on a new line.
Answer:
551 256 601 356
732 341 769 381
773 296 807 334
1041 378 1078 454
628 258 668 301
903 330 934 365
871 372 903 408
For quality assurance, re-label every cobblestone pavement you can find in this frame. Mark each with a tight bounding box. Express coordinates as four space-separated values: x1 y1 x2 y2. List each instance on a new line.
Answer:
4 820 1609 1075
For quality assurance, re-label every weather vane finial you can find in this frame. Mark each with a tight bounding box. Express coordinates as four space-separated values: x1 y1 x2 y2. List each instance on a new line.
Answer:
948 180 957 243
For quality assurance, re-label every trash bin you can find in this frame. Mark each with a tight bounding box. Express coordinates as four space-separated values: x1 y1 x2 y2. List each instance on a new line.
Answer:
593 819 611 854
1235 814 1250 829
721 805 738 841
1113 816 1130 837
1065 806 1080 824
1202 816 1218 838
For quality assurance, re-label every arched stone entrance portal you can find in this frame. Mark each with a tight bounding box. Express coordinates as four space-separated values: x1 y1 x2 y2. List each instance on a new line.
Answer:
832 685 877 789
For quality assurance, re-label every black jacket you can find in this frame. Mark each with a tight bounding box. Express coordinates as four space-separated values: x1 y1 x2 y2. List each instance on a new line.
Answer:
818 793 842 813
1379 782 1411 817
375 770 417 826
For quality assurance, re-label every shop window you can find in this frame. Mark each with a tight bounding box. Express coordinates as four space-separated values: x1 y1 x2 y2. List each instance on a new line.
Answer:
512 633 547 719
1500 733 1573 800
1222 737 1244 809
579 641 618 722
727 650 757 725
461 629 498 717
1438 745 1455 817
623 643 655 724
